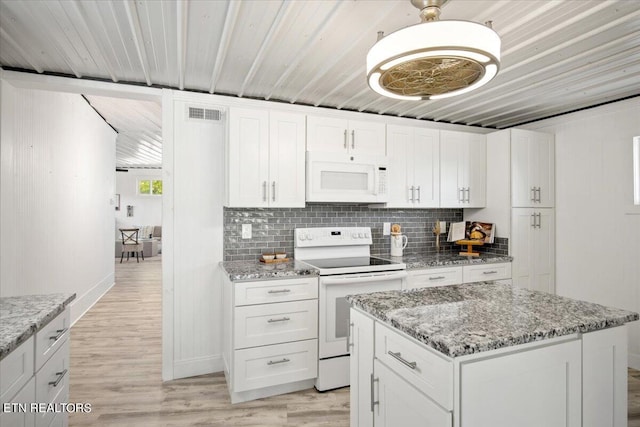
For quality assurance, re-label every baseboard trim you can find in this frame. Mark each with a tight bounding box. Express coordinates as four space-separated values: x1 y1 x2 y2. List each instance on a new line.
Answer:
70 272 115 326
172 354 223 380
629 352 640 370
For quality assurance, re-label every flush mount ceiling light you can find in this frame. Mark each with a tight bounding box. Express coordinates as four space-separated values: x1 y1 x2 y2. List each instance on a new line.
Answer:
366 0 501 101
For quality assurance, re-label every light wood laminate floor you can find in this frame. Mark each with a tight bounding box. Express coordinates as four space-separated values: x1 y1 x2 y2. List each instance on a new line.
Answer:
69 256 639 426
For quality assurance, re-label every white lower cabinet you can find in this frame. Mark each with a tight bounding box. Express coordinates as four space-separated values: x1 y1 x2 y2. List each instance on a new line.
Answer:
350 307 629 427
373 360 452 427
405 262 511 290
223 275 319 403
0 307 70 427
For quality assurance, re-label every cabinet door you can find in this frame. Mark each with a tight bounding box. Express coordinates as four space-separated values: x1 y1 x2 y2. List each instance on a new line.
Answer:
374 360 452 427
269 112 306 207
350 309 374 427
511 129 555 207
532 208 555 294
349 119 386 156
386 125 414 207
465 132 486 208
460 339 581 427
413 128 440 207
227 107 269 207
440 130 465 207
306 115 349 153
511 208 555 294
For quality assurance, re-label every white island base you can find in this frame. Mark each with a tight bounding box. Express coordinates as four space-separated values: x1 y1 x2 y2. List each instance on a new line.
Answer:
350 307 629 427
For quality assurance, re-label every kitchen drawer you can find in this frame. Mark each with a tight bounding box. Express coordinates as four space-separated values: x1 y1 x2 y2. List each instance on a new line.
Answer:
375 322 453 410
1 335 34 403
0 376 36 427
405 267 462 289
235 277 318 306
234 299 317 349
233 339 318 392
35 342 69 427
462 262 511 283
35 307 70 371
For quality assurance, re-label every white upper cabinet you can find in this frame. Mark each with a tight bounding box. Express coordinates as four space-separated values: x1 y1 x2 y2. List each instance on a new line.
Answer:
306 115 386 156
439 130 486 208
511 129 555 207
227 107 305 207
386 125 439 207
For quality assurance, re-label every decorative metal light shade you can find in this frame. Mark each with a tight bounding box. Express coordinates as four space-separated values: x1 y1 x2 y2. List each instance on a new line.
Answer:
366 0 501 101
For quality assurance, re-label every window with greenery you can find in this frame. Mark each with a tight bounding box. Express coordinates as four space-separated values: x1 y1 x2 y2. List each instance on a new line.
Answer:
138 179 163 195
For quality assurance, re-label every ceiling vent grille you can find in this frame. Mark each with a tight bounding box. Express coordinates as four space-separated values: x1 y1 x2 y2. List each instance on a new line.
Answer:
188 106 222 121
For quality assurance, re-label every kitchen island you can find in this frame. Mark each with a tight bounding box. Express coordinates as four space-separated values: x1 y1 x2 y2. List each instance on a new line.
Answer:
347 282 639 427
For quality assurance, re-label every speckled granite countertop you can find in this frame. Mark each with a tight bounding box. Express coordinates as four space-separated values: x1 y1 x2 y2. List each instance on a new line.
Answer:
372 252 513 270
347 283 639 358
0 293 76 360
221 259 319 282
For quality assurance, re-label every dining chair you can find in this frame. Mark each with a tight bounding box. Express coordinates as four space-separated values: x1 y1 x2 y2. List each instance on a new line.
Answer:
120 228 144 263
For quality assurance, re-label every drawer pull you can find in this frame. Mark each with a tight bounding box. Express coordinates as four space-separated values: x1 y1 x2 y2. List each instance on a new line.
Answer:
429 276 446 280
49 328 67 341
370 373 379 412
388 351 417 370
49 369 67 387
482 270 498 275
267 317 290 323
267 358 290 366
268 289 291 294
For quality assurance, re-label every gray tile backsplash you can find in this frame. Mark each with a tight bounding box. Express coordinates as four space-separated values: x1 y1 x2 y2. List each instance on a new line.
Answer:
224 204 509 261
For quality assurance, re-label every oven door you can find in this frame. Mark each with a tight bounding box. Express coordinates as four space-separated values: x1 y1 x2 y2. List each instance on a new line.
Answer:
319 271 407 359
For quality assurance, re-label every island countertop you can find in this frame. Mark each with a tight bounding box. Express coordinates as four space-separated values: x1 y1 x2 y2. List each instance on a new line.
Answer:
347 282 639 358
220 259 319 282
0 293 76 360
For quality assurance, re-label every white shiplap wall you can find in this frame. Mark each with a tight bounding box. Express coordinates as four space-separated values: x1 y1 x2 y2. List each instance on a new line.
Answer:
0 80 117 324
523 97 640 369
162 90 225 380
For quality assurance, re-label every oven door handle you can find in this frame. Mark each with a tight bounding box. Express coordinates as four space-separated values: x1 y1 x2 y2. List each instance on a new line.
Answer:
322 271 408 285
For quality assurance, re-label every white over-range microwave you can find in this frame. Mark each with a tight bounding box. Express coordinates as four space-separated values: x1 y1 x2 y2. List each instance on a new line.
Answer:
306 152 388 203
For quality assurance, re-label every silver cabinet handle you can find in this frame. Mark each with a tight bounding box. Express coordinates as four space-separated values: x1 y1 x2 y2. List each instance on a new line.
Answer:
416 186 421 203
429 276 446 280
536 187 541 203
343 129 347 149
267 358 290 365
49 328 67 341
370 373 379 412
409 186 415 202
351 130 355 149
262 181 267 202
536 212 542 228
267 317 290 323
483 270 498 275
531 187 536 202
272 181 276 202
531 213 536 227
347 322 354 352
267 289 291 294
465 187 471 203
458 187 463 202
49 369 67 387
388 351 417 369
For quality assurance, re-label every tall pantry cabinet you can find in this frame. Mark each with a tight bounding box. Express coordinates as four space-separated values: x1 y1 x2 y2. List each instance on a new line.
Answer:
469 129 555 294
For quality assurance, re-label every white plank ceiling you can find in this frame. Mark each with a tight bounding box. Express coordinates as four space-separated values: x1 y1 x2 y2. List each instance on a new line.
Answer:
2 0 640 166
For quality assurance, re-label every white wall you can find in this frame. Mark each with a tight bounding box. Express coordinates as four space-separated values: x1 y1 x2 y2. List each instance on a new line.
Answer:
523 97 640 369
0 80 117 324
115 168 162 231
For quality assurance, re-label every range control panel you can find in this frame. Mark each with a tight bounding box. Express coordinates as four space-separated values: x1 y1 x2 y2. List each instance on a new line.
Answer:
295 227 373 247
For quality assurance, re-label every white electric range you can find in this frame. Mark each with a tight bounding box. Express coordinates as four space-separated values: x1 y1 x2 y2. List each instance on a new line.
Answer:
294 227 407 391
